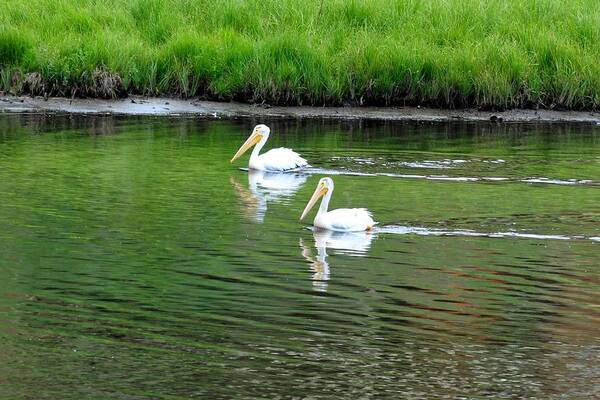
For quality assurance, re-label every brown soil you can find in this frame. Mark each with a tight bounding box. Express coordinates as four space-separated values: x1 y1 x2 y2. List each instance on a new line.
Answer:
2 95 600 123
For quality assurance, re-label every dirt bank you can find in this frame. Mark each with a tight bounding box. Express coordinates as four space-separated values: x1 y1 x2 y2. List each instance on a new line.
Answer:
2 95 600 123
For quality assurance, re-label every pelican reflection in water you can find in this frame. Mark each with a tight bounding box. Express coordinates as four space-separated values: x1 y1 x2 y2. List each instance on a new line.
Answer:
300 228 375 292
230 169 308 222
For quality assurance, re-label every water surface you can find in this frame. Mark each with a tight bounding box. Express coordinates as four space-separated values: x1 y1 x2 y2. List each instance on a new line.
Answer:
0 115 599 399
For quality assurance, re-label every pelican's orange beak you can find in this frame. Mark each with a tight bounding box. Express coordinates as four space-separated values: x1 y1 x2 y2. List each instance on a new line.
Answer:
300 183 328 220
231 130 262 163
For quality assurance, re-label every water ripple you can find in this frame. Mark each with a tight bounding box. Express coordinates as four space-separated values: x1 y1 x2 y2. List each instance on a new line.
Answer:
378 224 598 242
307 168 599 186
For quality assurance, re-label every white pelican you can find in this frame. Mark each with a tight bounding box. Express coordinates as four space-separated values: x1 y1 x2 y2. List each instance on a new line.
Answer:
300 177 376 232
230 124 308 172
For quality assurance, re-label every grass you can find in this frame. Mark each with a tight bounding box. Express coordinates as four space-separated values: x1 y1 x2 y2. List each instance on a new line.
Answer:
1 0 600 109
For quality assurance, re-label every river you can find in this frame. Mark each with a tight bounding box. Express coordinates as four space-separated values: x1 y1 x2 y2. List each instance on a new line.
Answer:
0 114 598 399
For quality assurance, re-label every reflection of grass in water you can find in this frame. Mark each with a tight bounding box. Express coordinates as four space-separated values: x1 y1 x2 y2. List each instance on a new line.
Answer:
1 0 600 108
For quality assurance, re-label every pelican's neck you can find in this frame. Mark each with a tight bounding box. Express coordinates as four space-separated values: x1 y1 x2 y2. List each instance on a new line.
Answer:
249 135 267 165
317 187 333 216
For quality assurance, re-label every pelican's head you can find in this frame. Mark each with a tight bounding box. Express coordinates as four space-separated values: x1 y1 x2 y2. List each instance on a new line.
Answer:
230 124 270 163
300 177 334 220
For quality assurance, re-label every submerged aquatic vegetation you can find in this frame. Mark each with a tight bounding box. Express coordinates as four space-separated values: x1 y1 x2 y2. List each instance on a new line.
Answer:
1 0 600 108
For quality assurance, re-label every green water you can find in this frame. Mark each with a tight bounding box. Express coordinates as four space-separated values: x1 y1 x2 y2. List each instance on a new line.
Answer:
0 115 598 399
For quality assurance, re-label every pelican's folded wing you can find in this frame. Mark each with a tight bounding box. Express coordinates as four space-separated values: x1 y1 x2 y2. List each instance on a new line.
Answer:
328 208 375 232
260 148 309 172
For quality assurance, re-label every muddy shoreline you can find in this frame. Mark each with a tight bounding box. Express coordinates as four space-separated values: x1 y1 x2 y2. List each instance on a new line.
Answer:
2 95 600 123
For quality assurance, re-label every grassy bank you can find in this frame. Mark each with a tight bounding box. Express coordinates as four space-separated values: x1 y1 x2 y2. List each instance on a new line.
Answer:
1 0 600 109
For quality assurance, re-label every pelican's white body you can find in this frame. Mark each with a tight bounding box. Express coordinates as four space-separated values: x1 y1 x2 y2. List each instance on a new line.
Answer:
303 177 376 232
235 125 307 172
314 207 375 232
249 146 308 172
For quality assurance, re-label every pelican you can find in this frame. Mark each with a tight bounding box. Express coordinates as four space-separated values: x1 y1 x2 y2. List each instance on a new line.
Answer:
230 124 308 172
300 177 376 232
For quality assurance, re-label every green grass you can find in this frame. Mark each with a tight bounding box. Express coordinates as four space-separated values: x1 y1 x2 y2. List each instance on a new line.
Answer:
1 0 600 109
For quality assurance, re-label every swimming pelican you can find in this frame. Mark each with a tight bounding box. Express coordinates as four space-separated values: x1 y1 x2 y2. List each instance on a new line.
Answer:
300 177 376 232
230 124 308 172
